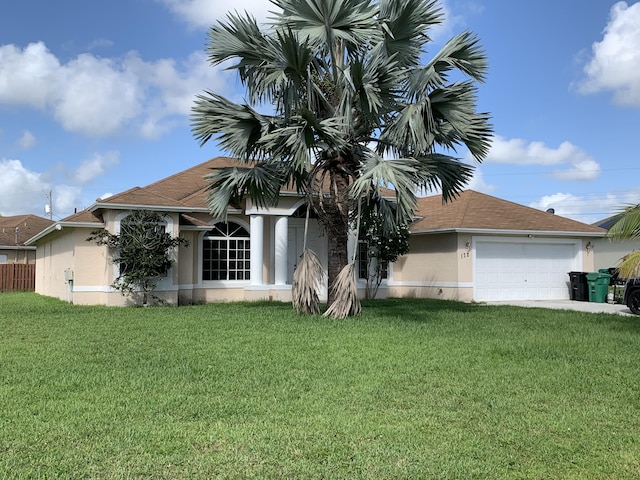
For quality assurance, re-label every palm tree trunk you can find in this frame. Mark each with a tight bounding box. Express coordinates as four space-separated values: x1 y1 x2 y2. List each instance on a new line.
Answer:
321 167 351 308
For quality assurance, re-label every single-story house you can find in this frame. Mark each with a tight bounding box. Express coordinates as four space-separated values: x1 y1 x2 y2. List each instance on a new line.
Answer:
27 157 606 305
0 214 54 264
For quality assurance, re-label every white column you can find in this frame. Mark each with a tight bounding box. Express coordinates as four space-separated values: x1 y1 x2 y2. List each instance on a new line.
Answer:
274 216 288 285
250 215 264 285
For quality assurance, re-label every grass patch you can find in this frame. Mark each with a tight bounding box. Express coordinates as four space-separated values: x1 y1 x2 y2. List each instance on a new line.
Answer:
1 293 639 478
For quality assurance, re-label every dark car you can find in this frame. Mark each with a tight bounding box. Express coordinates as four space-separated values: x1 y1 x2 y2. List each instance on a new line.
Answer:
623 278 640 314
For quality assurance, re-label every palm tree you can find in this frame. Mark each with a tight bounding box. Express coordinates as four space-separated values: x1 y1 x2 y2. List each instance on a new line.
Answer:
606 204 640 278
192 0 492 314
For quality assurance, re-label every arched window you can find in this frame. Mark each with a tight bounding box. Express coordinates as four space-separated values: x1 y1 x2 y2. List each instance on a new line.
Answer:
202 222 250 281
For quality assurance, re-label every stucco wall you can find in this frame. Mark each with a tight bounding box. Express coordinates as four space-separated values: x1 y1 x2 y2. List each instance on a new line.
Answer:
0 248 36 264
389 232 471 300
593 238 640 271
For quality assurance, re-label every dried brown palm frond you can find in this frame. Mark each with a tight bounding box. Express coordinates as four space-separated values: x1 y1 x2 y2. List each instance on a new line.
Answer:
292 249 323 315
323 263 361 319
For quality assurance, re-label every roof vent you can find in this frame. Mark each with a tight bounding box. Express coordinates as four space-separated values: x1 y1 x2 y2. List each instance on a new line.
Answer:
546 208 555 214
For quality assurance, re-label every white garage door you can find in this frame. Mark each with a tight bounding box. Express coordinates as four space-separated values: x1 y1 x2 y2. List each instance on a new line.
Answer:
475 241 577 301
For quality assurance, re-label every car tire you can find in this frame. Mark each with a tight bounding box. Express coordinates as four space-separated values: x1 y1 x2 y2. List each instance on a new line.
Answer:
627 290 640 315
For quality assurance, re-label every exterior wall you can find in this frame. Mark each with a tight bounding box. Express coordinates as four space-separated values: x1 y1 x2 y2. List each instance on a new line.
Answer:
34 228 77 302
388 232 471 301
593 238 640 270
0 248 36 264
389 233 598 302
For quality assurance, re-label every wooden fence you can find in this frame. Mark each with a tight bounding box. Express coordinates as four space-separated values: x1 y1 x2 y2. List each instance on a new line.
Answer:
0 264 36 292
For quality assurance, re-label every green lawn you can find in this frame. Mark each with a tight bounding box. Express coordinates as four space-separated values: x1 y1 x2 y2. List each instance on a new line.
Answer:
1 293 639 479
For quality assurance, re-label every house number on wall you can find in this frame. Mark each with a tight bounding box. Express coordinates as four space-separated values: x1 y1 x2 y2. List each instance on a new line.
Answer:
460 252 470 259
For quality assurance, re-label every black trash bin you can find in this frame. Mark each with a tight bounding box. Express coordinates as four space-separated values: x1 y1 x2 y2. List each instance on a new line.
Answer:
568 271 589 301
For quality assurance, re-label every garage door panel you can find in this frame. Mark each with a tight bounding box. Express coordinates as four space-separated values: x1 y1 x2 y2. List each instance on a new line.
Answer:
475 241 575 301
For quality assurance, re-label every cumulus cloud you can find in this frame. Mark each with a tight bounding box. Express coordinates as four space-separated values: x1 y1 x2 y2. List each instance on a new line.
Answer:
17 130 36 150
465 167 496 193
0 42 226 138
0 158 85 217
530 190 640 224
0 159 50 216
156 0 277 29
485 135 601 181
74 151 121 185
577 1 640 107
53 185 83 215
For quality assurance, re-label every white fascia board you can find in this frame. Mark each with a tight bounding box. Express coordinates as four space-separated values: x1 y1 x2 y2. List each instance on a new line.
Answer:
90 202 207 213
25 221 106 245
0 245 36 251
410 228 606 238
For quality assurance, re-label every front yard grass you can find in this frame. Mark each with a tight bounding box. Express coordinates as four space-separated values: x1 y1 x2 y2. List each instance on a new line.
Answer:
1 293 639 479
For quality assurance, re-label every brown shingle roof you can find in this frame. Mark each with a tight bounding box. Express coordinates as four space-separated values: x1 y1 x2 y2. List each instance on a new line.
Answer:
92 157 242 210
411 190 605 234
0 214 55 246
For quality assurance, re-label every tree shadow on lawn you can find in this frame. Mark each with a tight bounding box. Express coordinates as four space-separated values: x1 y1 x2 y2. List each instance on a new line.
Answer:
361 297 482 322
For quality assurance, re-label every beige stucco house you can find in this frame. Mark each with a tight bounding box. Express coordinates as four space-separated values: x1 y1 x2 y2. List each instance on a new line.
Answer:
27 157 605 306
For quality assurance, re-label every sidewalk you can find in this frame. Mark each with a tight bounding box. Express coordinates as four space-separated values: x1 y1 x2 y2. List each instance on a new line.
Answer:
485 299 634 316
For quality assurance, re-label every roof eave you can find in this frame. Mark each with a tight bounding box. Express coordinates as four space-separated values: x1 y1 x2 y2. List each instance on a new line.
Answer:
25 221 106 245
410 228 606 238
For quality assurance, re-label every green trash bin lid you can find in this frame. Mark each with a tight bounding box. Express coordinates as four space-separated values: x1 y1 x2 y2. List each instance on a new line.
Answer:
586 272 599 281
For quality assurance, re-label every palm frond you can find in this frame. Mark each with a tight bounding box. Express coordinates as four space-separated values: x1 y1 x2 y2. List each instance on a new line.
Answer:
191 92 273 157
616 251 640 280
274 0 381 56
323 263 361 318
350 152 419 223
411 30 488 93
606 204 640 241
413 153 475 201
205 163 284 219
292 249 323 314
377 0 443 66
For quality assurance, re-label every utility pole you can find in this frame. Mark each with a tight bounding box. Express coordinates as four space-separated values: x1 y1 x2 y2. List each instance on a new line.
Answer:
45 190 53 220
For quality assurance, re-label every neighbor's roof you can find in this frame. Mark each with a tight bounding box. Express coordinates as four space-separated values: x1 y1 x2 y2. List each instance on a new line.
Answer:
0 214 54 246
411 190 606 236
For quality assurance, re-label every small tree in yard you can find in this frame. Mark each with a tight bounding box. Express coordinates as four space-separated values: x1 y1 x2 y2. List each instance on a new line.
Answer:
359 204 410 299
87 210 188 305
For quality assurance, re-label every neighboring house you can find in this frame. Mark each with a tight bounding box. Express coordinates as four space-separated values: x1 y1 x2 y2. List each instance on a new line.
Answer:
591 215 640 271
0 214 54 265
27 157 605 305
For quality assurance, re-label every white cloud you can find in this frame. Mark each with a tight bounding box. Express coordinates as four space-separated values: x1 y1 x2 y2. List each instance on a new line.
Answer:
0 158 86 217
17 130 36 150
530 190 640 224
577 1 640 107
0 42 226 139
53 185 83 215
0 159 50 216
486 135 601 181
157 0 276 29
54 54 143 136
125 51 233 139
74 151 121 185
465 167 496 193
0 42 61 109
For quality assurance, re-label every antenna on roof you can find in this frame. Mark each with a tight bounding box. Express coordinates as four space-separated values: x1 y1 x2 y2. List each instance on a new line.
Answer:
45 190 53 220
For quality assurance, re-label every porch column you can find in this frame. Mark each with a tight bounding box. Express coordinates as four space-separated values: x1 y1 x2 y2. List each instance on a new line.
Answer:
274 215 288 285
250 214 264 285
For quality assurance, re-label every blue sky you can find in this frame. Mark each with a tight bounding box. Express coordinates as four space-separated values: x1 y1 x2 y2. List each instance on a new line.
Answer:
0 0 639 225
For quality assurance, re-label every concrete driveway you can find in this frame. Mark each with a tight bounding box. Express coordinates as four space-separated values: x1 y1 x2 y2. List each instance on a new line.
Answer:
485 300 635 316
